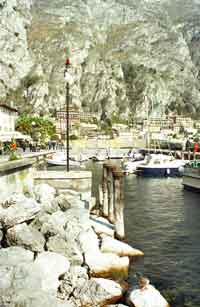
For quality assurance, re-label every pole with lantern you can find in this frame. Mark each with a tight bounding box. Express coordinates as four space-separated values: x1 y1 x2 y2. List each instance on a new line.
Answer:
64 57 71 172
64 57 74 171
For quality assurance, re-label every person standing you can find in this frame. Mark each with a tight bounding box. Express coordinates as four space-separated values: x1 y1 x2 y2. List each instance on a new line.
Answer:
194 142 199 159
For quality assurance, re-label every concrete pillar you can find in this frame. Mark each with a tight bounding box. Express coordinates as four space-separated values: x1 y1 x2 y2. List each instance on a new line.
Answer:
102 163 109 217
107 165 115 224
113 169 125 240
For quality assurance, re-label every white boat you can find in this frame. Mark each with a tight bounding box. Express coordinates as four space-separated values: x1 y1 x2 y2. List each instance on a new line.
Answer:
122 150 145 174
122 159 145 175
70 152 89 162
91 151 107 162
47 152 81 167
182 160 200 191
136 154 187 176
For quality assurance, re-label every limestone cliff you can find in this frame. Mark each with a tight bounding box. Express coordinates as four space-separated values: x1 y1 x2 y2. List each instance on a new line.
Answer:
0 0 33 100
3 0 200 119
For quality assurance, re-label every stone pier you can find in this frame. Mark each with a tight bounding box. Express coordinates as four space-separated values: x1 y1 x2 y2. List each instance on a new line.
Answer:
33 170 92 202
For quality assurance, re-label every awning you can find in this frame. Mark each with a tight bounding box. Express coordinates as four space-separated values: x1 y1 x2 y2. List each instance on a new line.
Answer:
0 131 32 142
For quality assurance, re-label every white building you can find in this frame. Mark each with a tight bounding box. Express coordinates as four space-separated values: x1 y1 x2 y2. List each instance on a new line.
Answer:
0 104 18 133
0 104 30 142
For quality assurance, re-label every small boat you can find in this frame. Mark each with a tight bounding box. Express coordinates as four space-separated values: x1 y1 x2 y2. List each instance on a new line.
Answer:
182 160 200 191
91 151 107 162
122 150 145 175
136 154 187 177
47 152 81 167
122 159 145 175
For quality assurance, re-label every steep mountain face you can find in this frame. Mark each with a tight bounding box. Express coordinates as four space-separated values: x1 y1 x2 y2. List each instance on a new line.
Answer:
3 0 200 118
0 0 33 99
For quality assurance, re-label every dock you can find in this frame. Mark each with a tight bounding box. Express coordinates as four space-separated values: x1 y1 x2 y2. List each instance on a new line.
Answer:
0 151 55 175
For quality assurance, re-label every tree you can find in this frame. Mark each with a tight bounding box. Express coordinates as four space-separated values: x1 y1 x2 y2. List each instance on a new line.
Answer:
16 115 56 144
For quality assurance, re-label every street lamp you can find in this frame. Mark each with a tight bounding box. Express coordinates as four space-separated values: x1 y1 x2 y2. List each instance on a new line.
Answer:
64 58 74 171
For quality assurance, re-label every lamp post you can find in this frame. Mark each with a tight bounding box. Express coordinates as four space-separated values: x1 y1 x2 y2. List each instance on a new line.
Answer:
64 58 73 171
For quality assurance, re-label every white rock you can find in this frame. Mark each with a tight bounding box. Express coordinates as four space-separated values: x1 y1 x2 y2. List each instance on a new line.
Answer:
7 223 45 252
0 197 41 228
14 252 70 294
47 235 83 266
0 247 34 266
79 228 129 277
79 228 99 254
129 284 169 307
34 184 58 213
0 266 14 289
74 277 122 306
33 252 70 292
101 236 144 257
85 251 129 277
6 290 73 307
90 216 114 237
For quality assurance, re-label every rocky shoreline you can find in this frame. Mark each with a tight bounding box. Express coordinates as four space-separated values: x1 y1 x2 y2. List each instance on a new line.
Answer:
0 181 143 306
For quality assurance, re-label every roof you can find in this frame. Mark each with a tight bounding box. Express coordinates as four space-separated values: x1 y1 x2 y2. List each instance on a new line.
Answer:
0 104 18 113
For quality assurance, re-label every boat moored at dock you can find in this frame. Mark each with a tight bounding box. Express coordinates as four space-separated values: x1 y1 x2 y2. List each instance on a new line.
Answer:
182 160 200 191
136 154 187 177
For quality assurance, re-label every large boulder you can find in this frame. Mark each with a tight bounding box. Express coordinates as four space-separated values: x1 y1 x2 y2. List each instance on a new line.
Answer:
73 278 122 306
129 284 169 307
41 207 90 239
6 223 45 252
0 266 14 290
41 211 68 238
101 236 144 257
53 194 72 211
0 246 34 266
79 229 129 278
0 195 41 229
84 252 129 278
58 266 89 300
0 289 72 307
64 208 91 241
47 235 83 266
59 194 85 209
11 252 70 295
33 183 58 213
90 216 115 237
31 252 70 293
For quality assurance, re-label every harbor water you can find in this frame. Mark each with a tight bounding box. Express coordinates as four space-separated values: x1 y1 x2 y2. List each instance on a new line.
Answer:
124 175 200 307
84 161 200 307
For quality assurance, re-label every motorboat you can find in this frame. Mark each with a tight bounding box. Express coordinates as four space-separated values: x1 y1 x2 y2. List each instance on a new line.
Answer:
136 154 187 177
122 159 145 175
70 152 89 162
182 160 200 191
91 151 107 162
47 152 82 167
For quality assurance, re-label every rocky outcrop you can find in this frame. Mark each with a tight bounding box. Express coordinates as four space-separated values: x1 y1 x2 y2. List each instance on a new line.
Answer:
0 194 41 228
9 0 198 119
0 0 33 99
0 181 144 306
100 235 144 257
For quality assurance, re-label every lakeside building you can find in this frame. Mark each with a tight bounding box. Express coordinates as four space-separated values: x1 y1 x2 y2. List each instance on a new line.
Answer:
0 103 30 142
141 115 194 134
56 108 97 138
0 103 18 133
